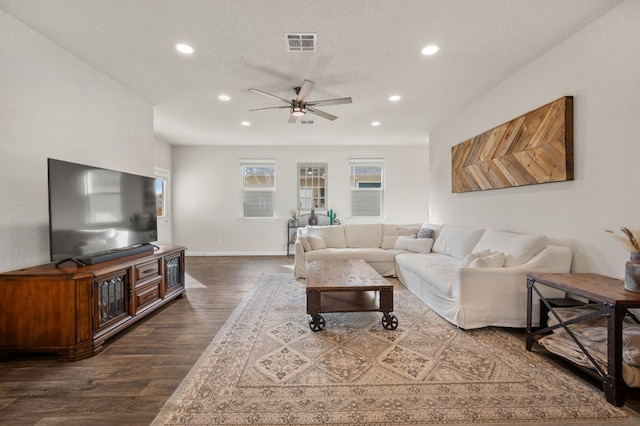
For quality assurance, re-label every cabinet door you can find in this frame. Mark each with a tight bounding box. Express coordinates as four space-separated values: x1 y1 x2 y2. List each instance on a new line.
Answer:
164 253 184 296
94 269 132 335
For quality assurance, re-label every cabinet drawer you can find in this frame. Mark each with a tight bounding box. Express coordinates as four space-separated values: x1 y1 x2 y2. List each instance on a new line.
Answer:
135 260 160 282
134 278 162 312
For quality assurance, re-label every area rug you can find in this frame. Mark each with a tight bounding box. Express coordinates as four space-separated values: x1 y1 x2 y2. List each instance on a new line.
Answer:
153 274 639 425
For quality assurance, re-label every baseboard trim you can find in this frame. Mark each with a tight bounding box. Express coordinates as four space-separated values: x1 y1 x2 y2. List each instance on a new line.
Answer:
185 251 287 257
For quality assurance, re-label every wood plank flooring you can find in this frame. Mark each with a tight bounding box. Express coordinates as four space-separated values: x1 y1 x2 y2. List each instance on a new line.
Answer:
1 255 639 424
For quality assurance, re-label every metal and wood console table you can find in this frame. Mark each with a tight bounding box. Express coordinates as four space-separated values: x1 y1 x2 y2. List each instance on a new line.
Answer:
526 272 640 407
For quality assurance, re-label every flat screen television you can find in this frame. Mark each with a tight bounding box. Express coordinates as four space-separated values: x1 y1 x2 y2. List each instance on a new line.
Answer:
48 158 158 266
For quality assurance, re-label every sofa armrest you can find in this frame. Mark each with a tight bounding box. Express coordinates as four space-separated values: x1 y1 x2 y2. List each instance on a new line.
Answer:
452 245 572 326
294 238 307 278
454 245 572 295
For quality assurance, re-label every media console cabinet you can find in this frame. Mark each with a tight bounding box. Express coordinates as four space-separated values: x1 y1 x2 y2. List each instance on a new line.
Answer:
0 245 186 361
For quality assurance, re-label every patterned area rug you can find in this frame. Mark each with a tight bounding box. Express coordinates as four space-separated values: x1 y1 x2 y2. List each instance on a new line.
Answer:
153 274 639 425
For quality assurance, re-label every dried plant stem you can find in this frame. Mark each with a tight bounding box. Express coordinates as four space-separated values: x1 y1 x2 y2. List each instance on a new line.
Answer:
620 227 640 253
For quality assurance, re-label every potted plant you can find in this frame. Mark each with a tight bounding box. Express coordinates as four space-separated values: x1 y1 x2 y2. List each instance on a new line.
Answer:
607 227 640 291
290 209 300 227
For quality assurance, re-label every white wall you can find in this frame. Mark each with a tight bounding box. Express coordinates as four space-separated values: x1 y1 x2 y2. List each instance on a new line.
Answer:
0 10 154 272
154 138 172 171
172 145 429 255
429 0 640 278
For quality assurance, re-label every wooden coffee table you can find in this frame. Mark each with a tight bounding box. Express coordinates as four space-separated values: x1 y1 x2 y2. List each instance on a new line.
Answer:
305 259 398 331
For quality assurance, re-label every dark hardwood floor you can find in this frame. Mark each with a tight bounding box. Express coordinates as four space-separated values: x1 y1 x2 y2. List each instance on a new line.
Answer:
1 255 639 424
0 256 294 425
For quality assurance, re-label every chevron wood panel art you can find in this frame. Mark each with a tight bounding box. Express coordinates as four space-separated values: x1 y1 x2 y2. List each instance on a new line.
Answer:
452 96 573 193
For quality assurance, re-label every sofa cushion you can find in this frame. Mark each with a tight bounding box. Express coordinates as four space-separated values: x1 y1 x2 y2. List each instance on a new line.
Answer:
471 228 548 267
469 252 506 268
305 248 397 263
298 236 312 252
394 236 414 250
308 235 327 250
395 252 461 297
395 226 420 238
432 225 485 260
381 235 399 249
306 225 346 248
344 223 383 248
407 238 434 253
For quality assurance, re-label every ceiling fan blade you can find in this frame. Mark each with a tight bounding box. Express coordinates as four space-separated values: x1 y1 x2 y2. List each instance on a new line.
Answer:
306 97 353 107
307 107 338 121
249 106 290 111
296 80 315 102
288 113 298 124
249 88 291 104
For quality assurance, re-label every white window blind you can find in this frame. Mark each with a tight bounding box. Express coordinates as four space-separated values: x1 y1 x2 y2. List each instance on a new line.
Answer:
349 160 384 217
240 161 276 218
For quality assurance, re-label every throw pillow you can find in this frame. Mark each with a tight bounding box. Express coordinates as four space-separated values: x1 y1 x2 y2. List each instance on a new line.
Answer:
469 252 506 268
394 236 414 250
471 228 548 267
395 226 419 238
298 236 312 252
307 235 327 250
381 235 399 250
306 225 347 248
417 227 435 239
460 249 492 267
432 225 485 260
407 238 434 253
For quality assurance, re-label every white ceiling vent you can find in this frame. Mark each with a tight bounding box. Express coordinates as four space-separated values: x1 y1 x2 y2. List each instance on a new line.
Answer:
299 119 316 125
285 33 316 52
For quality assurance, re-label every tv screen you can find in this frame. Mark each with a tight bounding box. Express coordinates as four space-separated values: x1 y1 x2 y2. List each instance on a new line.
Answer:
48 158 158 264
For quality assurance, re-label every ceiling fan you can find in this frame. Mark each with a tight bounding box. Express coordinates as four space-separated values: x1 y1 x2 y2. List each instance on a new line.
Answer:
249 79 352 123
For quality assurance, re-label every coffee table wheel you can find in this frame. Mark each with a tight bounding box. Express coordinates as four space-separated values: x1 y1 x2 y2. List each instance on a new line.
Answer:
309 314 325 332
382 313 398 330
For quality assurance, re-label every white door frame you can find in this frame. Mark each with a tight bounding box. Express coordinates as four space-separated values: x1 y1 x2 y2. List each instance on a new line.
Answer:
154 167 172 245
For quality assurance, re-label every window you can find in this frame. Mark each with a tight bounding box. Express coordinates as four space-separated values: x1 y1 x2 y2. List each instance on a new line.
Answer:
297 163 327 211
155 177 166 217
240 160 276 218
349 159 384 217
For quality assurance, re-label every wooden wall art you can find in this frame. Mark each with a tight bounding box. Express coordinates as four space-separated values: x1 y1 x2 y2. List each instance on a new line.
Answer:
451 96 573 193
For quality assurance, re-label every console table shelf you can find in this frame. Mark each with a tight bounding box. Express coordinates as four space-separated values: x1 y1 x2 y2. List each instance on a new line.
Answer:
0 245 186 361
526 272 640 407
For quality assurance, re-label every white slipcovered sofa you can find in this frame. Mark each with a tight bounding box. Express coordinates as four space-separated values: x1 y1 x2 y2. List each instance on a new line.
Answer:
294 223 423 278
294 222 573 329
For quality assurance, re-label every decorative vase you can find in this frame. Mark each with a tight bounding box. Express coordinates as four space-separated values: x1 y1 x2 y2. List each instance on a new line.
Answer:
625 259 640 292
308 209 318 226
292 219 299 227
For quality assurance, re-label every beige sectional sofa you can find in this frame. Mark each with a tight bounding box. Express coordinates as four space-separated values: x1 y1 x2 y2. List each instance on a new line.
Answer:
294 222 573 329
293 223 422 278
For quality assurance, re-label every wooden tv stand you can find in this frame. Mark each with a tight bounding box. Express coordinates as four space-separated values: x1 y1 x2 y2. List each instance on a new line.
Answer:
0 245 186 361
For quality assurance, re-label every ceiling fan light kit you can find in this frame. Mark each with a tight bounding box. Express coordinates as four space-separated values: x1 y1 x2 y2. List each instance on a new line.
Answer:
249 79 352 123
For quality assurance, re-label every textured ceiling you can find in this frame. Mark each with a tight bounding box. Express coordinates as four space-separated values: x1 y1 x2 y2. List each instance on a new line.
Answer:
0 0 622 146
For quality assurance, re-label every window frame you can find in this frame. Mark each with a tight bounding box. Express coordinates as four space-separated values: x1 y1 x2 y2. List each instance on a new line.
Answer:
240 160 277 219
297 162 327 212
349 159 384 218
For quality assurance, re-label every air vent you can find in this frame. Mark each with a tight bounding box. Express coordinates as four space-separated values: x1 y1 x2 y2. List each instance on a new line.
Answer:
299 119 316 125
285 33 317 52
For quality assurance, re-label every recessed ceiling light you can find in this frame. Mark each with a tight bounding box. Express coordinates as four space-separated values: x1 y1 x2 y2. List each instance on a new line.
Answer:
218 95 231 101
389 95 401 102
241 121 251 126
175 43 194 55
371 121 381 126
421 44 439 56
